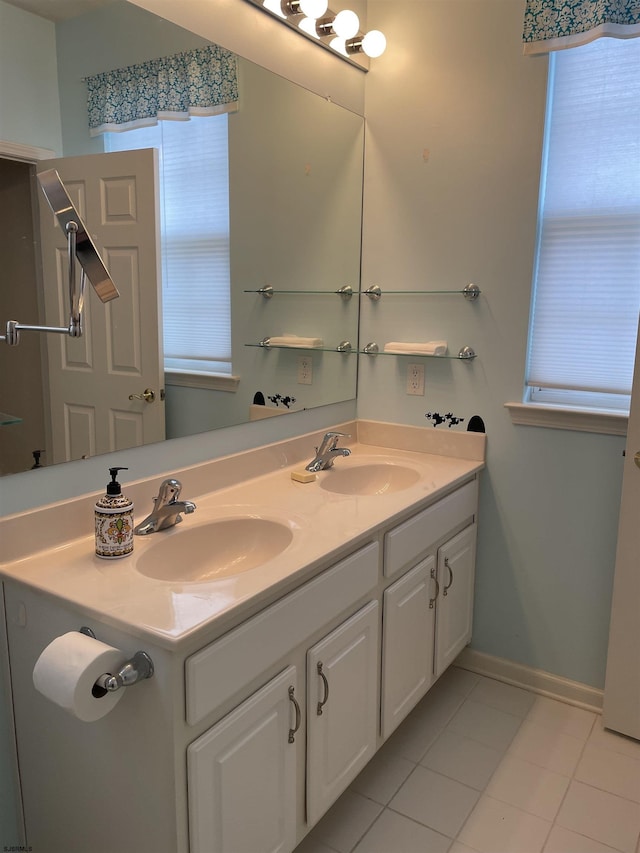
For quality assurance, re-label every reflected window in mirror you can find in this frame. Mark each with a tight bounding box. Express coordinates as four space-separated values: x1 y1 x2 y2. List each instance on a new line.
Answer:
106 116 232 378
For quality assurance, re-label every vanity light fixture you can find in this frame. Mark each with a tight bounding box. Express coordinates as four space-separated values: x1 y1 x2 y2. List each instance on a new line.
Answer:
244 0 386 69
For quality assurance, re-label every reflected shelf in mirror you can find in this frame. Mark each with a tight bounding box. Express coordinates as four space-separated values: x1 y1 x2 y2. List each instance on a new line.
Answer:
245 285 355 300
247 339 354 353
0 412 23 426
362 284 481 301
360 344 477 359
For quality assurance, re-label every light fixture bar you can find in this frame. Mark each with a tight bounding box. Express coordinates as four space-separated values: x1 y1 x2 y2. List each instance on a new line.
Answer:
242 0 386 70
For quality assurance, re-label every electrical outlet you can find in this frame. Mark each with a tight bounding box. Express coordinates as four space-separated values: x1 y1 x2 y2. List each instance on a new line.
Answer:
297 355 313 385
406 362 425 395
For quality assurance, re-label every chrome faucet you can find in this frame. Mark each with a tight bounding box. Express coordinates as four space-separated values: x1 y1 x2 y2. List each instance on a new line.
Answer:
305 431 351 472
133 478 196 535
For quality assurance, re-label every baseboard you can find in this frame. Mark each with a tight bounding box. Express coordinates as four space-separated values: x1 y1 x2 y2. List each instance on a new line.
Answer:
456 648 603 714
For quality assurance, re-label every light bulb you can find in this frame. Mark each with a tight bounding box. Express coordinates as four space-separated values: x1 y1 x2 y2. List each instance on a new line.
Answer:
329 36 349 56
332 9 359 39
362 29 386 57
299 0 328 17
299 16 320 36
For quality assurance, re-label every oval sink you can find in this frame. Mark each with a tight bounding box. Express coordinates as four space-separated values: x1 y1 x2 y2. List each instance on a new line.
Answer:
318 462 421 496
135 517 293 582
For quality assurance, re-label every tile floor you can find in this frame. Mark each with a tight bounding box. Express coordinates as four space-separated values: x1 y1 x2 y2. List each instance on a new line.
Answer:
295 667 640 853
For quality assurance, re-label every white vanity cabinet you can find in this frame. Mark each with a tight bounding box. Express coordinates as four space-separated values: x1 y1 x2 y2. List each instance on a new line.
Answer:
185 544 380 853
381 557 436 738
187 601 380 853
381 480 478 739
306 601 379 825
2 467 481 853
187 666 300 853
434 523 477 677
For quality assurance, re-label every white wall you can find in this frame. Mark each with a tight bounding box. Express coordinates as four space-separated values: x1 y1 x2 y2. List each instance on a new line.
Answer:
360 0 624 689
0 1 62 153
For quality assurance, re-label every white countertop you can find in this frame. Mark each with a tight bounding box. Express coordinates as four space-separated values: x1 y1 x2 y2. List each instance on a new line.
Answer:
0 425 484 648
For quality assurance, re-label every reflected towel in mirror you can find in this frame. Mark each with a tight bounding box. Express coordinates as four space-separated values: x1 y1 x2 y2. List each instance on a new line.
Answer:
383 341 448 355
268 334 324 348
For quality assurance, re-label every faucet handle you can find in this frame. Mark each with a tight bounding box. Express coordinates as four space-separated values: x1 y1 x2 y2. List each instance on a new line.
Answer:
155 478 182 505
324 431 350 449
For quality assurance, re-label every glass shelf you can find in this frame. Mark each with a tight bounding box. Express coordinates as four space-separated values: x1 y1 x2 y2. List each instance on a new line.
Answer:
362 284 480 301
245 285 354 300
0 411 23 426
360 344 477 360
246 340 355 353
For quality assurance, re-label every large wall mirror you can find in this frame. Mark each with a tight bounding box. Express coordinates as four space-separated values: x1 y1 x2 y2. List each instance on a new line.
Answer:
0 0 364 476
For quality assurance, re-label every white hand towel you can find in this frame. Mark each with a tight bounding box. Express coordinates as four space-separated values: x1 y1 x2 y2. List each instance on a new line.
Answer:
383 341 448 356
268 334 324 348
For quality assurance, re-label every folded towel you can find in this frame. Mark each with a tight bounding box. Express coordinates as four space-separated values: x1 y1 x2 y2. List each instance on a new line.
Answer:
383 341 448 356
268 334 324 348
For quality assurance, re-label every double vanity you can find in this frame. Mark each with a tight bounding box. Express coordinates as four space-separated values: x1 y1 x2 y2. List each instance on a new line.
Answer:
0 420 484 853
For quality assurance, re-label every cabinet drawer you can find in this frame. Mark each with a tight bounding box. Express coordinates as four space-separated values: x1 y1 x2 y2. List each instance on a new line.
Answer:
384 479 478 579
185 541 379 725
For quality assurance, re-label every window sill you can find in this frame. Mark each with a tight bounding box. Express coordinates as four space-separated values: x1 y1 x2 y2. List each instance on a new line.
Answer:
505 402 627 436
165 371 240 392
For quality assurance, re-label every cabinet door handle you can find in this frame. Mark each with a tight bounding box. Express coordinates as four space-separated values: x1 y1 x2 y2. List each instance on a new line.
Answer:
288 685 301 743
316 662 330 715
429 566 440 609
443 557 454 597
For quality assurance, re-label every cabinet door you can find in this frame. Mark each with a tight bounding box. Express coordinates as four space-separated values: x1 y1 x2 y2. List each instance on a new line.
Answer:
381 556 436 739
434 523 477 678
187 666 299 853
306 601 379 826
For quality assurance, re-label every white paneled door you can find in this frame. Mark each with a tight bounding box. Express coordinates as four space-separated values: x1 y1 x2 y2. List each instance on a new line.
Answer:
37 149 164 464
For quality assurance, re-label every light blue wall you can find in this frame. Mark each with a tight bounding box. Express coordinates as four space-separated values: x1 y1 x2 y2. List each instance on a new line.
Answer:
361 0 624 688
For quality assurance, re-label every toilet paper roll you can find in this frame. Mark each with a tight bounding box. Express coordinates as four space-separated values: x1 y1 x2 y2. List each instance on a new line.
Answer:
33 631 126 722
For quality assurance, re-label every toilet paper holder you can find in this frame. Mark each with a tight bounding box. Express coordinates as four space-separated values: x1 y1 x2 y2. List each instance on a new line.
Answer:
80 627 154 695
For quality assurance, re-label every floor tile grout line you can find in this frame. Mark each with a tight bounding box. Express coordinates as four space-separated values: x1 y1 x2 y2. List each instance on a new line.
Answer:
461 702 594 852
451 708 530 847
344 684 478 851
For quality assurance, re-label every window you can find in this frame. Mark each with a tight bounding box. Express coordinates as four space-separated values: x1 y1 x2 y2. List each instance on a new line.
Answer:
525 37 640 416
106 115 232 376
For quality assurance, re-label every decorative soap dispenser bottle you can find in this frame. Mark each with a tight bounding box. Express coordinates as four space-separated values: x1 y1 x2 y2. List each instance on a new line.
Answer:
95 467 134 559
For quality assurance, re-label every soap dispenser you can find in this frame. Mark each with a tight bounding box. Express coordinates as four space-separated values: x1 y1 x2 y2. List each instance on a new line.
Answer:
95 467 134 559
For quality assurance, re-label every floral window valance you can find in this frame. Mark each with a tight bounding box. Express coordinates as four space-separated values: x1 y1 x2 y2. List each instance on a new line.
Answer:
523 0 640 54
87 44 239 136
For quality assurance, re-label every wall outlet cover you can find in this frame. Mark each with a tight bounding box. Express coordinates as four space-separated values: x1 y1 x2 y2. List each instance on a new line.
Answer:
297 355 313 385
406 363 425 395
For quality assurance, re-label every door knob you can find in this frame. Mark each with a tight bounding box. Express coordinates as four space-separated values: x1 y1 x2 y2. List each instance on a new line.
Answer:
634 452 640 469
128 388 155 403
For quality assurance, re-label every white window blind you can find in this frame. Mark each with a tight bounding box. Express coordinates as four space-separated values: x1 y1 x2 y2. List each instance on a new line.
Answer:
526 37 640 413
106 115 232 375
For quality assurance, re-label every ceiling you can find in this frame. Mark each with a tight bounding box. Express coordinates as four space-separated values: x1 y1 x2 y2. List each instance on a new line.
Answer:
3 0 116 22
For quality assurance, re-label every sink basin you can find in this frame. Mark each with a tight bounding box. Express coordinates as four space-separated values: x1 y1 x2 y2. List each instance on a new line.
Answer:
135 517 293 582
318 461 421 496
